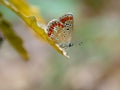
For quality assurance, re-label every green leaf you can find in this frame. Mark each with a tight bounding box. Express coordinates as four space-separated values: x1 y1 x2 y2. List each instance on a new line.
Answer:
0 13 29 60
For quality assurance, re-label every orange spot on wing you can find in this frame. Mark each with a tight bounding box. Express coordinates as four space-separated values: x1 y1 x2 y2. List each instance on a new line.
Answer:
48 29 53 37
58 22 61 27
52 23 55 27
61 24 64 28
50 26 54 29
69 16 73 20
61 18 66 23
66 16 69 20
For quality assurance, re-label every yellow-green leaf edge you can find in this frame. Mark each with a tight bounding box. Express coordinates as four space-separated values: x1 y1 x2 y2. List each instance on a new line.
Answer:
0 0 69 58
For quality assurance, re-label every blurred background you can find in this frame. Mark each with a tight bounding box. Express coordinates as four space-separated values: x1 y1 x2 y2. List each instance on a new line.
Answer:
0 0 120 90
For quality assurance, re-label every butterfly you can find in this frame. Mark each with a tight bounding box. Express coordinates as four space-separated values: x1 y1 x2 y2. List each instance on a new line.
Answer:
46 13 73 49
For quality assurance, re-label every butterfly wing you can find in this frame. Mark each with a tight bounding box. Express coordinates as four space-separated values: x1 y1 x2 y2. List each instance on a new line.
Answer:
59 13 73 32
59 13 73 48
47 13 73 48
47 19 65 44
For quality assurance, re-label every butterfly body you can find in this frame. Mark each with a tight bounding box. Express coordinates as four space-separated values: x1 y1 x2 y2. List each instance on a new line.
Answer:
47 13 73 49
